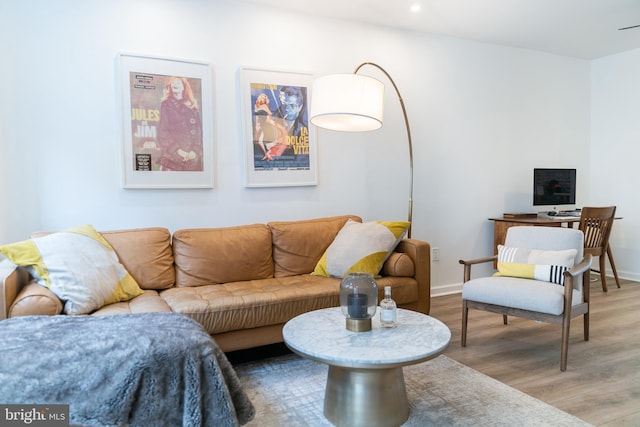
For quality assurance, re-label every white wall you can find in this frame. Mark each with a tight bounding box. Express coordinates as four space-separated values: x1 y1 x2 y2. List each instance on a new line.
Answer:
591 49 640 282
0 0 602 293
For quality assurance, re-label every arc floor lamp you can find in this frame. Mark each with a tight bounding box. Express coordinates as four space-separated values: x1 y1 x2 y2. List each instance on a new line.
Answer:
310 62 415 238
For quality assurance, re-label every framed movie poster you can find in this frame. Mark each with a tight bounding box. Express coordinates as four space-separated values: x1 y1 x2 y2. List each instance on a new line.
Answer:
240 67 317 187
118 53 214 188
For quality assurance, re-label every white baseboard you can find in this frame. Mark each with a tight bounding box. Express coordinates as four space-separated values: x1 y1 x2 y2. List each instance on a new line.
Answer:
608 268 640 283
432 282 463 297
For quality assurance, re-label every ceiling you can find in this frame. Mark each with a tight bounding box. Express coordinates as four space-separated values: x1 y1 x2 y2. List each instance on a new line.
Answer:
241 0 640 59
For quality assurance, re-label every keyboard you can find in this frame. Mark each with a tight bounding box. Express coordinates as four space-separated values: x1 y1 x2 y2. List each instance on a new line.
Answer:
555 211 581 217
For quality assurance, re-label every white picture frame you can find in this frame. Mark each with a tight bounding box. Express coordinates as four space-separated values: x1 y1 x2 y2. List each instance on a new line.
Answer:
118 53 214 188
240 67 317 187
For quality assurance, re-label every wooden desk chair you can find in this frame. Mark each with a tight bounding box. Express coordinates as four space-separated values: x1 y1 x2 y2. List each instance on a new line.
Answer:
578 206 619 292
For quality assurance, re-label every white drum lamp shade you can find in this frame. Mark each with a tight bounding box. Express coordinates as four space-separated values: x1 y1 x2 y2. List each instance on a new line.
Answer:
310 74 384 132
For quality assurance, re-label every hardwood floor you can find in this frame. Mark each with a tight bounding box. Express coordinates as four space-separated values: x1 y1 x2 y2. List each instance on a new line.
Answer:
430 278 640 426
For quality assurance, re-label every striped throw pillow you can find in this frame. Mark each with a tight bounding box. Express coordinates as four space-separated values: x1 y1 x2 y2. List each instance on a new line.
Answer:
493 245 577 285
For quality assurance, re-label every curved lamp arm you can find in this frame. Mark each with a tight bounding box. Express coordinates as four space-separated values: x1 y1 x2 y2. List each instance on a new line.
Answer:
354 63 414 238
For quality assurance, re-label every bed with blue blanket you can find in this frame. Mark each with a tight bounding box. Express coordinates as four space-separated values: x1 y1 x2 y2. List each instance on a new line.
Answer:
0 312 254 426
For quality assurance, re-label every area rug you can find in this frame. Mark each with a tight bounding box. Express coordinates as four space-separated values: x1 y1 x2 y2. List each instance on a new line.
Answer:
235 353 591 427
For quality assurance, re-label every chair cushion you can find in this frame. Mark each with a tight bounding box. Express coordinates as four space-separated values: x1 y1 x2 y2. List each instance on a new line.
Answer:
494 245 577 285
462 276 582 315
505 226 583 260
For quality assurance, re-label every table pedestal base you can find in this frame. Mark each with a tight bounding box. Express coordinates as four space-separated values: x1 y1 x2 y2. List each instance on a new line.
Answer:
323 365 409 427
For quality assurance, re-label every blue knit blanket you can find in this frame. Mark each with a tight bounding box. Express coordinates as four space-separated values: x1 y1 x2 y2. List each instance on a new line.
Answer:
0 313 254 426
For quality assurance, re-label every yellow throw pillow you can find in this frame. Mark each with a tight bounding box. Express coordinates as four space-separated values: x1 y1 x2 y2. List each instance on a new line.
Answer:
0 224 143 314
493 245 577 286
312 220 410 278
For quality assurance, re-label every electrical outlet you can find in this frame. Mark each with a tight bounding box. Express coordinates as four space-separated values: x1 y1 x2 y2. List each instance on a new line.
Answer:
432 247 440 262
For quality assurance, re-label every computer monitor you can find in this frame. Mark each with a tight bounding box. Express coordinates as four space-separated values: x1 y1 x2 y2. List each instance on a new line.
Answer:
533 168 576 206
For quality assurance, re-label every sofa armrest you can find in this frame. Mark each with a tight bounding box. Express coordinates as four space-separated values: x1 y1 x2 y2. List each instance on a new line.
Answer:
394 238 431 314
0 262 30 320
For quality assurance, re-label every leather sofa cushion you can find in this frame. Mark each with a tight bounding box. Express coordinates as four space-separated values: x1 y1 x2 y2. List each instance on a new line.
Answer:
381 253 415 277
269 215 361 277
172 224 274 287
160 275 340 334
92 290 172 315
160 275 418 335
101 228 175 290
9 281 63 317
375 277 419 307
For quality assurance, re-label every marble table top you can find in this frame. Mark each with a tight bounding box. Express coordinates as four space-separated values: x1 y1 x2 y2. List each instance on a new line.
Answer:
283 307 451 369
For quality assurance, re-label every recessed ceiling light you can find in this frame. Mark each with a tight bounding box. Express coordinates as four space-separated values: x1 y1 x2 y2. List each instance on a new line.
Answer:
410 4 421 13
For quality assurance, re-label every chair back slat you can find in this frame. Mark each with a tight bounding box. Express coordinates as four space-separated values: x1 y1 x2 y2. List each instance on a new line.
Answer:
578 206 616 252
583 219 608 248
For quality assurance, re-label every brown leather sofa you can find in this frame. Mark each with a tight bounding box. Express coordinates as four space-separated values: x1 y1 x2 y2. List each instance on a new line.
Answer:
0 215 430 352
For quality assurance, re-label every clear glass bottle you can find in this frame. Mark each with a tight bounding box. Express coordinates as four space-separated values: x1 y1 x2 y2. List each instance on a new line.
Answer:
379 286 397 328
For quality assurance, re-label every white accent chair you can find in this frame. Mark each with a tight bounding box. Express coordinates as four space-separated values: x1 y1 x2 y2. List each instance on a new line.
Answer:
459 226 592 371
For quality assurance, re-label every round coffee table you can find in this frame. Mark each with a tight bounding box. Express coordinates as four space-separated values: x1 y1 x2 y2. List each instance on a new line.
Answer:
283 307 451 427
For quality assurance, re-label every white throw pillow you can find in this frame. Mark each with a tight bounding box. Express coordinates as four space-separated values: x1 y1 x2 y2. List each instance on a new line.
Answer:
312 220 410 278
0 224 143 314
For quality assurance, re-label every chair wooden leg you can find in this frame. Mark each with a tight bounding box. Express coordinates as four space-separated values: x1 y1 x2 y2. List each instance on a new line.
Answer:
461 300 468 347
584 312 589 341
607 245 621 289
599 255 608 292
503 315 508 325
560 318 571 372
